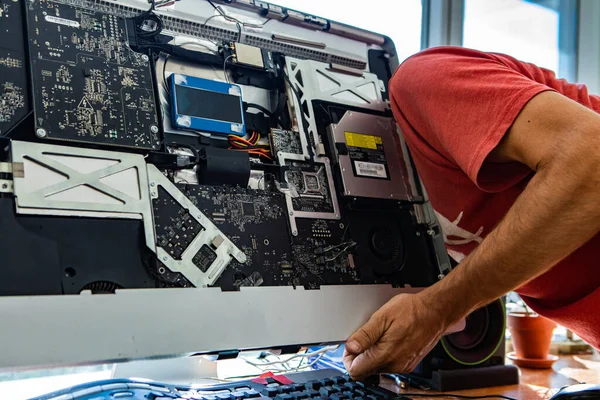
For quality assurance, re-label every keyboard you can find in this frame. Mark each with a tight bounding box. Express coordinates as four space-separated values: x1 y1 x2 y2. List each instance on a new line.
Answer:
29 369 405 400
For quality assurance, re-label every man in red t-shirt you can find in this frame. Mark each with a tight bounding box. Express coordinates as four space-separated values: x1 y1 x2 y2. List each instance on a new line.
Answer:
343 46 600 379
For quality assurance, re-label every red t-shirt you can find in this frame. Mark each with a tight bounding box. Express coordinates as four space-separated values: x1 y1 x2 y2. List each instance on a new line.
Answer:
389 46 600 348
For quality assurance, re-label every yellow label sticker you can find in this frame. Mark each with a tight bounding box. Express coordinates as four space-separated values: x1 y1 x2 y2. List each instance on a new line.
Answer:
344 132 382 150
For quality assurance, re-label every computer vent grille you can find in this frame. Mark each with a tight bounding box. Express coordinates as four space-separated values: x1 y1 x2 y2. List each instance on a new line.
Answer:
52 0 367 70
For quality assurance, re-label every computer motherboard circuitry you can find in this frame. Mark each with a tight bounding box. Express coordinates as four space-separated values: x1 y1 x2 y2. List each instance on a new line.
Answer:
24 0 160 149
0 0 29 136
0 0 449 296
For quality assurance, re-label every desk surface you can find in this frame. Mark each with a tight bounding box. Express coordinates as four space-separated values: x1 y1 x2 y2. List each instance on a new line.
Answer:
381 355 600 400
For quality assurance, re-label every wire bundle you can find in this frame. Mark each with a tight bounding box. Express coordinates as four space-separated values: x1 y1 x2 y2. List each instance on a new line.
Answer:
154 0 177 8
244 345 340 373
228 132 273 160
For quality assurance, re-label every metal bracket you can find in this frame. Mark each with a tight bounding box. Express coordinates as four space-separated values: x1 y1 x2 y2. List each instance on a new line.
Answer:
10 140 156 247
277 152 341 235
0 180 13 193
285 57 386 158
148 166 247 287
0 162 13 174
9 141 245 287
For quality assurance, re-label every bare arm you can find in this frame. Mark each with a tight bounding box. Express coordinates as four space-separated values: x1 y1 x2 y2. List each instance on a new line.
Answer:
344 91 600 379
430 90 600 324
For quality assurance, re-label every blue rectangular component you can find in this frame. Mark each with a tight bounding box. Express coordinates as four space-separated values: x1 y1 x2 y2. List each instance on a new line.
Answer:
170 74 246 137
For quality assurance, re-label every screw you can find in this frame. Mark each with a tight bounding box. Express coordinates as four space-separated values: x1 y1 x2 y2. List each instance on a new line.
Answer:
292 230 298 236
142 54 149 62
197 215 202 219
438 274 445 280
339 223 344 229
335 214 340 218
390 194 394 198
416 232 421 236
162 256 168 261
289 211 294 216
427 229 435 236
151 192 157 197
150 182 155 187
36 128 47 138
1 183 7 189
342 168 346 172
150 125 159 134
346 190 351 195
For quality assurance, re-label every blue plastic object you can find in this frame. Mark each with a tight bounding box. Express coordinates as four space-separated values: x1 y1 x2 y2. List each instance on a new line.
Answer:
170 73 245 137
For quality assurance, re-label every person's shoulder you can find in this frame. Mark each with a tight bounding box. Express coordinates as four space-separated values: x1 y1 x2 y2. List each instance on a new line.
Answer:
389 47 524 102
391 47 499 83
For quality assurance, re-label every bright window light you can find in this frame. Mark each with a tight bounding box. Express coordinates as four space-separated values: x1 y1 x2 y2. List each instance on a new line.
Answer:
271 0 423 63
463 0 560 74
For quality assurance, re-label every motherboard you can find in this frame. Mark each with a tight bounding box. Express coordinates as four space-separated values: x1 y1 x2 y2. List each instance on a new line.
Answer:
25 0 160 149
0 0 29 136
0 0 448 296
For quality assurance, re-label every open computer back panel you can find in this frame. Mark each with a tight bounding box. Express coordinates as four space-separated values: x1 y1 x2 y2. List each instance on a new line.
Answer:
0 0 452 369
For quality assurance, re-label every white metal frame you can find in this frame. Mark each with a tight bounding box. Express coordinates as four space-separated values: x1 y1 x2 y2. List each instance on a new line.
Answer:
0 286 465 370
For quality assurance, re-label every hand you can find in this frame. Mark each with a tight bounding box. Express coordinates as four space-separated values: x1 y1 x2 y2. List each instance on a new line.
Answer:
343 293 451 380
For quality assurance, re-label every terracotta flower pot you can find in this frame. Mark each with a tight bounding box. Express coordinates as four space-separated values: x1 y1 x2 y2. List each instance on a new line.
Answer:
507 312 556 359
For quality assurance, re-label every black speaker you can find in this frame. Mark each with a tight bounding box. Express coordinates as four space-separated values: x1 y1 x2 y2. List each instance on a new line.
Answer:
411 299 519 391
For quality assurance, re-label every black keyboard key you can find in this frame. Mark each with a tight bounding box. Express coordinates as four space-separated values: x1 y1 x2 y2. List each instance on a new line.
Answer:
275 395 293 400
279 386 294 394
303 389 319 398
261 388 279 397
216 394 232 400
332 377 346 385
319 379 333 387
343 391 354 399
244 390 261 399
330 395 349 400
343 383 357 390
319 387 337 397
232 392 246 400
290 391 307 399
355 382 366 389
354 390 365 397
331 385 344 393
304 381 322 390
366 395 378 400
292 384 305 392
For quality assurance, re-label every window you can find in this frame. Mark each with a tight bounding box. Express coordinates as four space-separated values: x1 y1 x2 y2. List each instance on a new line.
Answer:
271 0 423 63
463 0 560 74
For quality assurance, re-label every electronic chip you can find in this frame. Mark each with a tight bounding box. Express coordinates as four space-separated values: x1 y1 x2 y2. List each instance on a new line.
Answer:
192 244 217 273
242 202 255 216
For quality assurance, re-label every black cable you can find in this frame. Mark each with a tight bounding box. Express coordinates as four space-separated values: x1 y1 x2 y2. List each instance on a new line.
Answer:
246 103 274 118
246 103 283 129
283 71 312 158
135 10 163 39
168 142 199 163
205 0 219 10
399 393 518 400
162 54 170 95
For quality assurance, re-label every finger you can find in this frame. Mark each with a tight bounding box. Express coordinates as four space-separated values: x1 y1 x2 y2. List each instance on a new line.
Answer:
342 347 356 372
347 344 387 380
345 314 385 355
